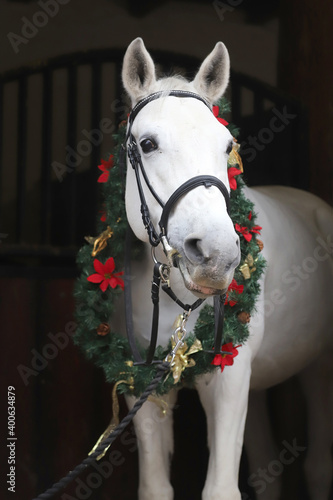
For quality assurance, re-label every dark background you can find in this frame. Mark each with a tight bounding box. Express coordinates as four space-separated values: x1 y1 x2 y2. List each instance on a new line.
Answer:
0 1 332 499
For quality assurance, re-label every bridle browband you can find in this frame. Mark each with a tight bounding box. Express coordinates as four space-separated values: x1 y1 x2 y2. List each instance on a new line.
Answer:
122 90 233 366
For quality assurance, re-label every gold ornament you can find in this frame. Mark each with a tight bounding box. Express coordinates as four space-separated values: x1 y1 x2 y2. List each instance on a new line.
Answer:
168 333 203 384
172 314 185 331
229 142 243 173
89 377 134 460
85 226 113 257
148 395 169 417
239 254 257 280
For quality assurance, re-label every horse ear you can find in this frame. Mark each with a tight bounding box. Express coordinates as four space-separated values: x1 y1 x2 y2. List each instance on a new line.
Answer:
122 38 156 104
193 42 230 104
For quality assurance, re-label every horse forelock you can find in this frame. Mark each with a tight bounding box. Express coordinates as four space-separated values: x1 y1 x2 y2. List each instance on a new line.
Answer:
152 75 196 96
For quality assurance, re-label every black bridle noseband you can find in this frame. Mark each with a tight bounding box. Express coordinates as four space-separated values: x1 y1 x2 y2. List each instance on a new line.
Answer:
123 90 232 365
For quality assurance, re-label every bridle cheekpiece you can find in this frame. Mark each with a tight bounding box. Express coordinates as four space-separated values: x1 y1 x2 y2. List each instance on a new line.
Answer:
123 90 232 365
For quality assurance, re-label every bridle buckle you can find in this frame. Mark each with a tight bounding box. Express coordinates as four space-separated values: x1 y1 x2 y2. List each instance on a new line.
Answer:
127 141 141 168
160 235 177 267
159 263 171 288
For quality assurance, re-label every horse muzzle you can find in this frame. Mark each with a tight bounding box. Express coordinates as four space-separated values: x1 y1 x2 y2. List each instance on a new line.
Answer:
175 240 240 298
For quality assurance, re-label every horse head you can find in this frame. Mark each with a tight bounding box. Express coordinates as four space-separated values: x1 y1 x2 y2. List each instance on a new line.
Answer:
122 38 240 297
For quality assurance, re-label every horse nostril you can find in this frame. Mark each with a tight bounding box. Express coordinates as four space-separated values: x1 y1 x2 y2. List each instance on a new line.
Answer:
184 238 207 265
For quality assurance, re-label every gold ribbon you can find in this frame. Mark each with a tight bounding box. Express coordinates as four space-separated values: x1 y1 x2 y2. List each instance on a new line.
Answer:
147 395 169 417
239 254 257 280
89 377 133 460
228 142 243 173
84 226 113 257
169 334 203 384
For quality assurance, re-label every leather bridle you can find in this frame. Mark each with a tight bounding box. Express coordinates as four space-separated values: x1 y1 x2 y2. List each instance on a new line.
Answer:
122 90 233 366
125 90 231 248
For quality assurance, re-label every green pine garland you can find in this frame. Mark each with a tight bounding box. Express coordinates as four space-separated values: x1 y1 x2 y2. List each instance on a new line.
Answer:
74 98 266 397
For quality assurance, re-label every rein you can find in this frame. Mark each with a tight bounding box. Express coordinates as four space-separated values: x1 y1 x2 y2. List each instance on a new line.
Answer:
123 90 232 365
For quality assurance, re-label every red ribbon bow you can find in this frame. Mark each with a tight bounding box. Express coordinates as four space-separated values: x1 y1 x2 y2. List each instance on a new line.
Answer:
225 278 244 307
212 105 229 126
228 167 242 190
97 155 114 183
235 212 262 242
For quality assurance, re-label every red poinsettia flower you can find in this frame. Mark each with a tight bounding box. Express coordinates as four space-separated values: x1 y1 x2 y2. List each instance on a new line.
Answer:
212 106 229 126
225 278 244 306
228 166 242 190
87 257 124 292
97 155 114 183
211 342 241 372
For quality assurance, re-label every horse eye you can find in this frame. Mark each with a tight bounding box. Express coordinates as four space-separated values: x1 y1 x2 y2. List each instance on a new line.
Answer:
140 138 157 154
226 142 233 155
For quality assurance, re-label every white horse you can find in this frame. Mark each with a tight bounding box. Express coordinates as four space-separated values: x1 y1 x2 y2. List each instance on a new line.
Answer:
117 38 333 500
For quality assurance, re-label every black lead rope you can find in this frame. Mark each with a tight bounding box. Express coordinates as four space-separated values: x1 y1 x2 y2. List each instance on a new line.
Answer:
34 91 232 500
32 361 171 500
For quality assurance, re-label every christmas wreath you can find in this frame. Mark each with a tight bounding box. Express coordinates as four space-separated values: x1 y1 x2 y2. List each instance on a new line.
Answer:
74 98 266 397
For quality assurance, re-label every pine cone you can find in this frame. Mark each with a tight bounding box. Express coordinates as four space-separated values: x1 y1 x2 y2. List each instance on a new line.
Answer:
97 322 110 336
237 311 251 324
257 239 264 252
